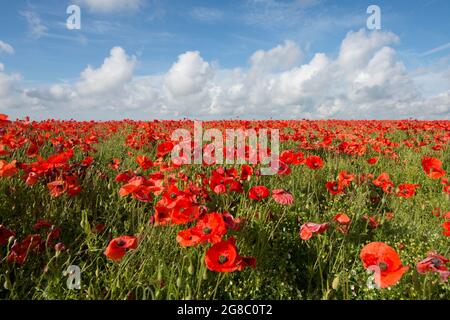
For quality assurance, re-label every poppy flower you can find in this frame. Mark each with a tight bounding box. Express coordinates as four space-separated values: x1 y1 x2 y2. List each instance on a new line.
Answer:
47 180 67 197
299 222 329 240
367 157 378 165
443 212 450 220
422 157 446 179
442 222 450 236
104 236 138 261
0 160 18 178
193 213 227 244
205 237 256 272
240 164 253 181
136 155 153 170
360 242 409 288
333 213 351 225
8 234 43 265
416 252 449 281
325 181 344 195
271 189 294 205
0 225 15 246
362 215 380 229
305 156 323 170
109 158 120 170
222 212 243 231
396 183 420 198
176 229 202 247
373 173 394 193
248 186 270 201
157 141 174 158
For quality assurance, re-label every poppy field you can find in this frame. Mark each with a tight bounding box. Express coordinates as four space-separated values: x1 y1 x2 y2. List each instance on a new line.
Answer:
0 113 449 300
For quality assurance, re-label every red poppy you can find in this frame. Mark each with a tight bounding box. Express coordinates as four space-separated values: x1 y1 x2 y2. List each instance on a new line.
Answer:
299 222 329 240
442 222 450 236
47 180 67 197
136 155 153 170
416 252 449 281
360 242 409 288
443 212 450 220
367 157 378 165
157 141 174 158
0 225 15 246
104 236 138 261
0 160 18 178
271 189 294 205
240 164 253 181
248 185 270 201
222 212 243 231
205 237 256 272
373 173 394 193
333 213 351 225
362 214 380 229
422 157 446 179
109 158 120 170
193 213 227 244
396 183 420 198
176 229 202 247
8 234 42 265
325 181 344 195
305 156 324 170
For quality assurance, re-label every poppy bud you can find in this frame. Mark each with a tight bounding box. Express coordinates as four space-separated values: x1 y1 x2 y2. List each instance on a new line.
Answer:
332 275 340 290
176 277 182 288
202 268 208 280
188 260 195 275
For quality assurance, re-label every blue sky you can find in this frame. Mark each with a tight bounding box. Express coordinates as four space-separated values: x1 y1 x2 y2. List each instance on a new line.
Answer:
0 0 449 120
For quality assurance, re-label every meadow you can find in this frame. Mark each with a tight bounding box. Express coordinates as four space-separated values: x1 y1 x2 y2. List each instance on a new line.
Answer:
0 114 449 300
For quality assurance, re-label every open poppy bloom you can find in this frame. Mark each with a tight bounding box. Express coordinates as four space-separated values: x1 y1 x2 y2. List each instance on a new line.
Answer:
205 237 256 272
367 157 378 165
360 242 409 288
272 189 294 205
333 213 351 225
248 185 270 201
104 236 138 261
156 141 174 158
442 222 450 236
422 157 446 179
416 252 449 281
305 156 323 170
372 173 394 193
299 222 329 240
0 160 18 178
396 183 420 198
136 155 153 170
0 225 15 246
325 181 344 195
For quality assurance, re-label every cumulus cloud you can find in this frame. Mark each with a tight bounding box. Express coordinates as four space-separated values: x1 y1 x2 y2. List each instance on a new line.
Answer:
0 41 14 55
75 46 137 96
79 0 143 13
2 29 450 120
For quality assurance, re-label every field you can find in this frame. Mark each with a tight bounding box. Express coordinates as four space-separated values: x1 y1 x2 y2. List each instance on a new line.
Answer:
1 114 449 300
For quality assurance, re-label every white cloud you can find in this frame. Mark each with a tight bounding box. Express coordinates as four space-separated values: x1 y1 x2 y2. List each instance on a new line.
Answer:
75 46 137 96
250 40 303 72
79 0 143 13
21 11 48 38
2 30 450 120
0 41 14 55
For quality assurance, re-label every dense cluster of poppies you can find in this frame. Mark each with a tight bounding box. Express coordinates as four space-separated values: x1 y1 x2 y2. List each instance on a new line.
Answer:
1 113 449 293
